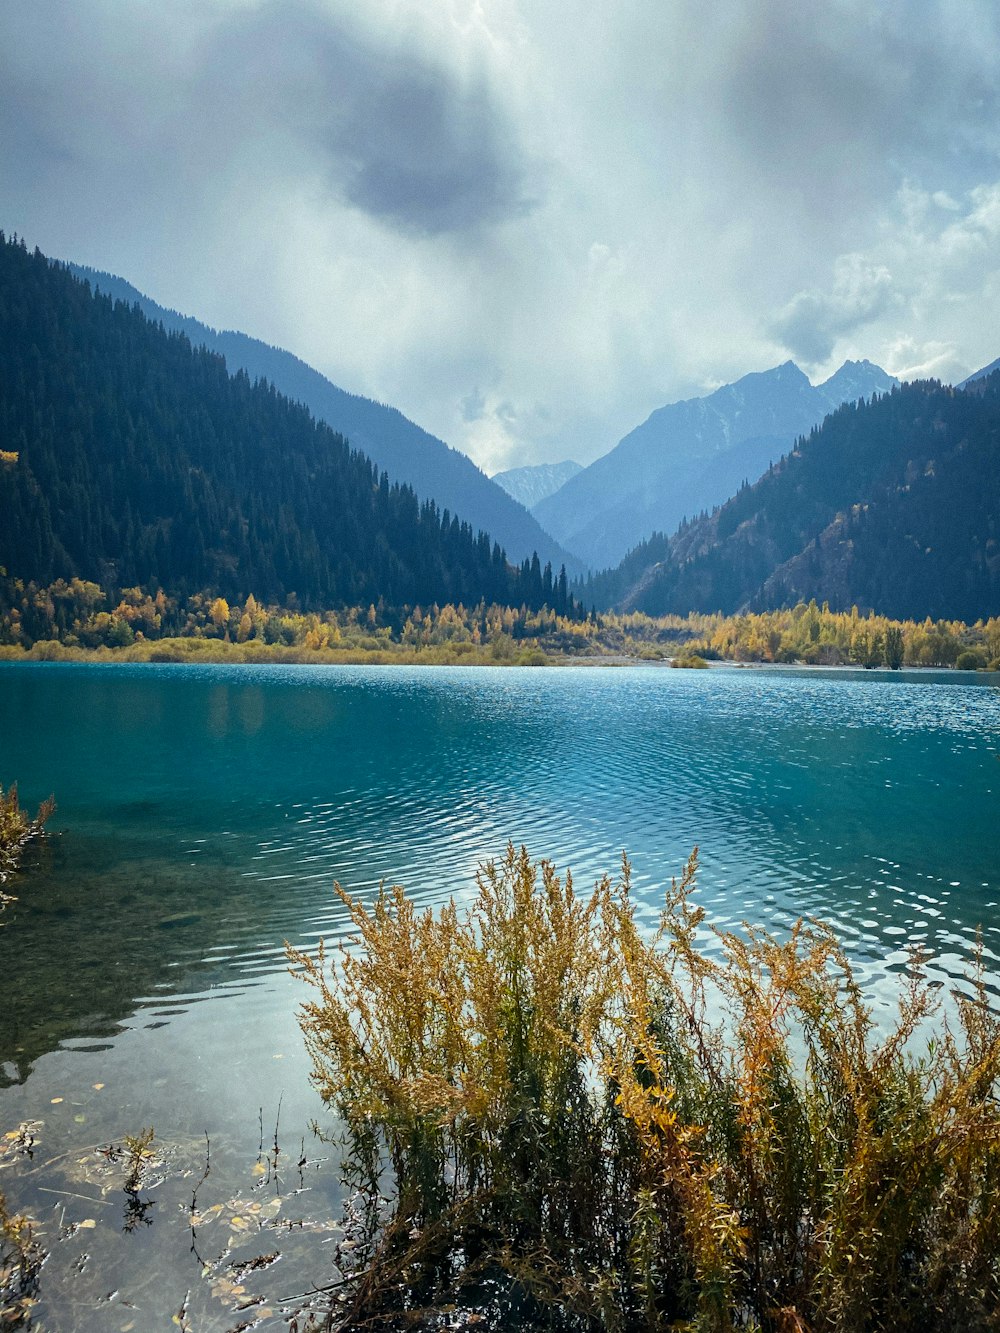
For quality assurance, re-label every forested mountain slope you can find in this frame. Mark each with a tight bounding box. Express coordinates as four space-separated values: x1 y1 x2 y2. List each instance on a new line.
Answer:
68 264 581 575
584 376 1000 622
536 360 896 568
0 236 566 613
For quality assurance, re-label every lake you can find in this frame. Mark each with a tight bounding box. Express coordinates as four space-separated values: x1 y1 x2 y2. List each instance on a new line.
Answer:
0 661 997 1329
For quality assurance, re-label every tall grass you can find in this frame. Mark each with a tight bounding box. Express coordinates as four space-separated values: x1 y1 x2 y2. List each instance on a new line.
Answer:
0 784 53 892
290 847 1000 1331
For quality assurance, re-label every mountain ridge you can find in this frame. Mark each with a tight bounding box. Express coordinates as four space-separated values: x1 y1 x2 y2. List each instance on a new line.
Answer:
0 236 570 617
534 358 897 569
583 374 1000 623
67 263 583 576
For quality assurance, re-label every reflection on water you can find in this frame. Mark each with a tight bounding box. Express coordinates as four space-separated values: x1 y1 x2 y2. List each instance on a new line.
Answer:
0 661 997 1328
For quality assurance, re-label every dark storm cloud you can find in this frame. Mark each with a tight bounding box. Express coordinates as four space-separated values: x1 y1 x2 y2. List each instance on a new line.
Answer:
202 0 538 235
0 0 536 241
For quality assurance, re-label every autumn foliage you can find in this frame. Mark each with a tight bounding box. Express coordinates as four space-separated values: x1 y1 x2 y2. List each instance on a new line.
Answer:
291 848 1000 1331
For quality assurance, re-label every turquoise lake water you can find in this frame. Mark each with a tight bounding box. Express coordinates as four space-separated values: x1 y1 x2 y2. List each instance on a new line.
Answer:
0 661 997 1329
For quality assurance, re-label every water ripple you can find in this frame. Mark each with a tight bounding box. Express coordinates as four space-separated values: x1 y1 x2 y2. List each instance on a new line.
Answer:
0 662 997 1070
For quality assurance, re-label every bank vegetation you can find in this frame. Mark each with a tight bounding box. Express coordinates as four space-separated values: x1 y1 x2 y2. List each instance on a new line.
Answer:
1 579 999 671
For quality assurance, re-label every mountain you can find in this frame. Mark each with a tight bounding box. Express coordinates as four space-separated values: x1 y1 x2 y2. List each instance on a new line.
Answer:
0 235 570 615
492 460 582 509
534 360 897 569
584 374 1000 623
67 263 582 576
957 356 1000 388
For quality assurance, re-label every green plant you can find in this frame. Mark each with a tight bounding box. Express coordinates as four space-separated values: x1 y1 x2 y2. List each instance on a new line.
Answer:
290 848 1000 1331
122 1127 155 1196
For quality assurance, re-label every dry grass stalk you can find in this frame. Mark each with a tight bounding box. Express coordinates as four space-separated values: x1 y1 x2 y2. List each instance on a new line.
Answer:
289 846 1000 1331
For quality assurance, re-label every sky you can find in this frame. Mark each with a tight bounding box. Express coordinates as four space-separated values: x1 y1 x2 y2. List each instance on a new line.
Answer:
3 0 1000 473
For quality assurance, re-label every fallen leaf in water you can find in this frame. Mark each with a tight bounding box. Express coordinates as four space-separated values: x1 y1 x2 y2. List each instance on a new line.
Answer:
74 1114 86 1124
78 1219 97 1230
93 1083 105 1091
251 1161 267 1177
50 1097 63 1104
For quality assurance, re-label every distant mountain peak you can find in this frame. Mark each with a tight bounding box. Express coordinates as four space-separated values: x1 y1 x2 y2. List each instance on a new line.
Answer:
818 359 897 404
533 356 898 569
585 373 1000 623
492 459 582 510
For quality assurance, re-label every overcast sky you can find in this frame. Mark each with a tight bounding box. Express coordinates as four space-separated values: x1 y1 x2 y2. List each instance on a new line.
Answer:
3 0 1000 472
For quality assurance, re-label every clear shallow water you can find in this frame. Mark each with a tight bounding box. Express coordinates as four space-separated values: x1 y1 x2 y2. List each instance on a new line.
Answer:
0 661 997 1328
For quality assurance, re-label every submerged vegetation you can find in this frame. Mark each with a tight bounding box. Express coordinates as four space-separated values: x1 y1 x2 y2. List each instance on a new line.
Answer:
0 785 52 905
0 1184 43 1331
1 578 999 670
291 847 1000 1331
1 790 50 1328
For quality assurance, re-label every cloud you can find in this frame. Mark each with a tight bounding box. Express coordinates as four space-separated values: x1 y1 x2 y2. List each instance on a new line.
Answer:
2 0 1000 474
882 337 966 384
769 181 1000 377
0 0 537 242
200 1 539 236
770 256 899 365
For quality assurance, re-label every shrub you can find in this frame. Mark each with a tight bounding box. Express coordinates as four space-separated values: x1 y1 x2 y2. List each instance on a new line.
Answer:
291 848 1000 1331
956 649 987 671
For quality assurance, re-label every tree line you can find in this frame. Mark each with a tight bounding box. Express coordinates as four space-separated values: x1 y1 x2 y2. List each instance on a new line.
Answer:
0 234 577 619
2 578 997 671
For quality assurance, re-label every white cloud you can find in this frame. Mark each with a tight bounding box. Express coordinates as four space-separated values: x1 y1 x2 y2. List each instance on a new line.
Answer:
770 256 899 366
769 179 1000 383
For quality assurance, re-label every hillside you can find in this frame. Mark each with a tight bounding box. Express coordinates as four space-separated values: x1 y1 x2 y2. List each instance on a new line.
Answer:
584 375 1000 622
68 264 581 575
0 236 570 615
958 356 1000 387
492 459 582 509
535 360 897 568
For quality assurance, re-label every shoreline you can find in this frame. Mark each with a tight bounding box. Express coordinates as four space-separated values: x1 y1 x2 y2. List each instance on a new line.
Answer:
0 647 995 678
